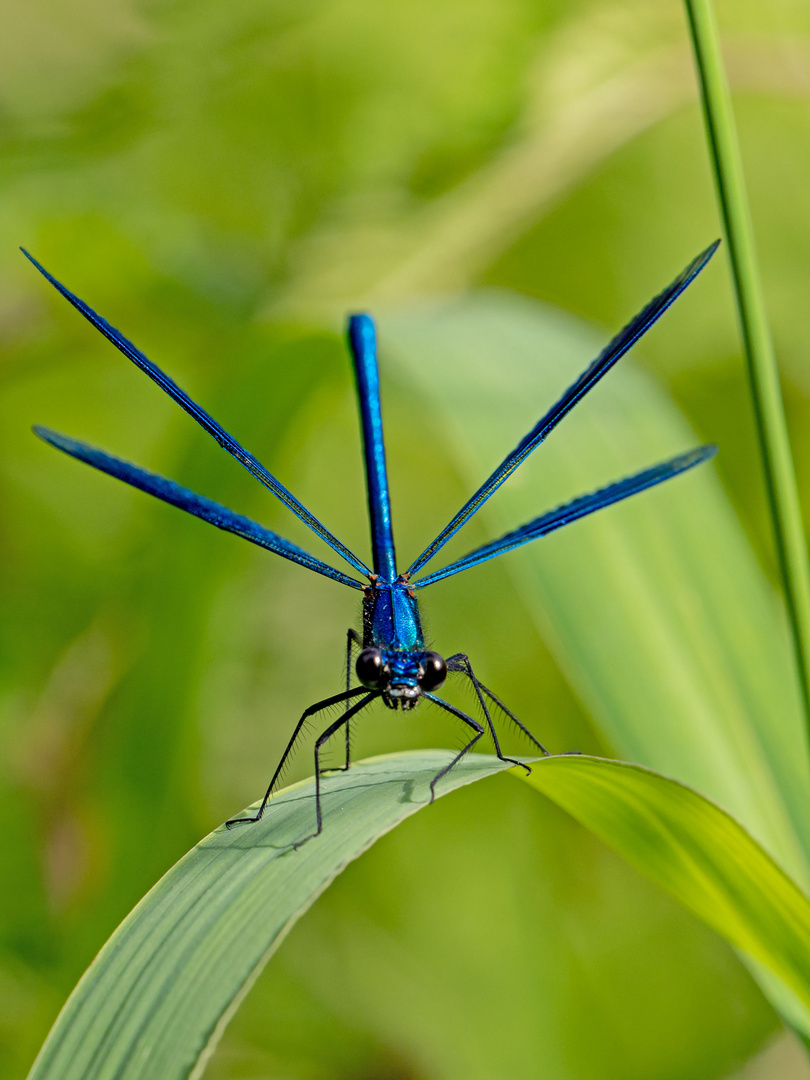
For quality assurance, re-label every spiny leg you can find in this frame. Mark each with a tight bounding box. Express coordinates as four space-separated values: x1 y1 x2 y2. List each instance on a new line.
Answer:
226 686 370 828
478 682 551 755
447 653 549 769
422 692 484 802
446 654 528 772
341 628 363 770
470 677 581 758
479 678 557 756
295 692 377 848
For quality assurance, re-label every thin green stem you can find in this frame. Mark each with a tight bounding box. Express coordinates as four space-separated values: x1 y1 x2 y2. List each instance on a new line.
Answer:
684 0 810 745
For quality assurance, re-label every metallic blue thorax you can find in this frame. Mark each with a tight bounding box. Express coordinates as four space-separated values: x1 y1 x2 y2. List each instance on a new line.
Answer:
363 581 425 695
364 582 423 653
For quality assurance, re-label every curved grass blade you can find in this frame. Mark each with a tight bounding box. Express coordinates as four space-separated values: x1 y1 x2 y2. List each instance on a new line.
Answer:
522 756 810 1030
26 752 514 1080
27 751 810 1080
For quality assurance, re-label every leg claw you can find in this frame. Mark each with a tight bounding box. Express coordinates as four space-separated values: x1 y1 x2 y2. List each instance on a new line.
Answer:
293 832 319 850
225 815 260 829
501 756 532 775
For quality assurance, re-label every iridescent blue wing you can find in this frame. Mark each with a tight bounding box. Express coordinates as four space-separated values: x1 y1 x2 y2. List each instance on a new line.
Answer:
406 241 720 577
411 445 716 589
23 249 370 579
34 426 365 590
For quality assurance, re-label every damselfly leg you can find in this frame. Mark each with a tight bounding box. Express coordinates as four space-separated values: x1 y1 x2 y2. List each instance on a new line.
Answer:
226 686 372 828
343 628 364 771
293 692 378 848
422 693 485 802
447 653 549 770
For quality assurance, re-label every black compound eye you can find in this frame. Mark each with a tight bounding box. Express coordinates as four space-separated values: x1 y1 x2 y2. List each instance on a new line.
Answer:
418 651 447 691
356 648 386 688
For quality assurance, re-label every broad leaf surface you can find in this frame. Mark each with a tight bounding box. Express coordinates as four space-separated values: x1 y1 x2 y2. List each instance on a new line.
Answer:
523 757 810 1016
27 752 513 1080
28 751 810 1080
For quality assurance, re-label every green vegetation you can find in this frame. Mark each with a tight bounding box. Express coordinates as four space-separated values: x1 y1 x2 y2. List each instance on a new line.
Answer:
4 0 810 1077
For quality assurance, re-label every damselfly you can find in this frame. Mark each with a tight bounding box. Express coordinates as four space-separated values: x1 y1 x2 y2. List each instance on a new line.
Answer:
25 242 718 842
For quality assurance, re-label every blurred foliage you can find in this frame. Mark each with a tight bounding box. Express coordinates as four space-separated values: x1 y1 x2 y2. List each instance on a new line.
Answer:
3 0 810 1077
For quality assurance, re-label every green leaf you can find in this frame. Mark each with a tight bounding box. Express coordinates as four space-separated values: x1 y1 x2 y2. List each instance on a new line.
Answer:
27 752 513 1080
27 751 810 1080
522 756 810 1017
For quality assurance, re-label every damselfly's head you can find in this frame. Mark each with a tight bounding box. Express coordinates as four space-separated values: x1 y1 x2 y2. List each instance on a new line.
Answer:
355 648 446 709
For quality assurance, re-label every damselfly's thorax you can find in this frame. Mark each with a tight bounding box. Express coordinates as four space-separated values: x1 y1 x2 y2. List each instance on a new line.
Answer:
356 578 446 708
362 577 422 651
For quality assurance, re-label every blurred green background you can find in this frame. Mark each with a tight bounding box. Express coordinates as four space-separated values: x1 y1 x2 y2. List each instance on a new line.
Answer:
3 0 810 1077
